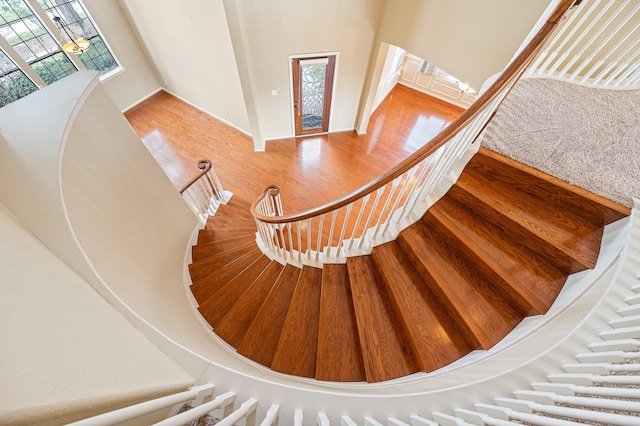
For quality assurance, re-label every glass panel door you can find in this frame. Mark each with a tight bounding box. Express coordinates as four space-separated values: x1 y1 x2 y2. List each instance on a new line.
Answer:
292 55 335 135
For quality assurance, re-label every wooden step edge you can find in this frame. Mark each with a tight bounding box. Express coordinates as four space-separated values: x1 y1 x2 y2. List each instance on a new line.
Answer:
426 206 548 316
214 261 286 348
316 264 367 382
196 254 272 328
371 242 470 372
191 234 256 261
477 148 630 218
236 264 302 368
271 266 322 378
451 180 597 273
346 256 420 382
397 226 494 350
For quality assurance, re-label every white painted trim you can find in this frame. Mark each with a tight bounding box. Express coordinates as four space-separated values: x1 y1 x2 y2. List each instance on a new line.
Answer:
162 88 252 137
397 81 470 109
120 86 162 113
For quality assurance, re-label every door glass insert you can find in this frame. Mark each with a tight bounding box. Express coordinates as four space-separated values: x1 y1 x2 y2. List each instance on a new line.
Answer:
300 58 328 131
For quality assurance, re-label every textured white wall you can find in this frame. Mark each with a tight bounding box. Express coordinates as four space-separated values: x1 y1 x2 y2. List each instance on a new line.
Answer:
0 71 197 424
377 0 552 90
0 204 194 425
82 0 163 111
120 0 251 132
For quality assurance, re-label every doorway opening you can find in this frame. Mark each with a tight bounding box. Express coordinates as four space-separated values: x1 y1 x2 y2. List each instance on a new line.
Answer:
291 55 336 136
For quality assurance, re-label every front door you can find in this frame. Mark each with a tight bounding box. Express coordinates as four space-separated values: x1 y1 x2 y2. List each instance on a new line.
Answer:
292 55 336 136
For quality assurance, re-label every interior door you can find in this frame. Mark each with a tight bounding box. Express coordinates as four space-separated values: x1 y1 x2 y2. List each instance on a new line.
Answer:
292 55 336 136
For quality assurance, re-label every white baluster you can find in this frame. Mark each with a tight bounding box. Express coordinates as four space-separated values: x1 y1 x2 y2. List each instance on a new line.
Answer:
259 404 279 426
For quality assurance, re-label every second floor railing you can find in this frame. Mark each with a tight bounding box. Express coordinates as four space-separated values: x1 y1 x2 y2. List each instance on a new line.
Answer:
251 0 580 268
180 159 231 224
527 0 640 87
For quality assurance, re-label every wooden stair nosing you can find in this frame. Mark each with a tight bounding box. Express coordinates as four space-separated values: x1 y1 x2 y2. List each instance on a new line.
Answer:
271 266 323 378
190 247 263 304
197 227 257 244
448 181 596 275
204 217 256 229
371 241 470 372
397 222 519 350
426 204 554 316
197 254 271 328
214 261 285 348
347 256 420 383
191 233 256 262
237 264 302 367
457 170 602 269
476 148 630 226
188 240 258 283
316 263 366 382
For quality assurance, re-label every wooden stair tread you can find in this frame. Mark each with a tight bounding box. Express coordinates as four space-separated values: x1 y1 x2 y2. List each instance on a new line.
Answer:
371 241 471 371
197 227 257 244
190 247 263 304
191 234 256 262
427 199 564 315
188 240 257 283
457 170 602 270
205 217 256 229
347 256 419 382
448 181 595 275
398 221 520 349
237 265 301 367
476 148 630 225
197 254 271 327
316 264 366 382
271 266 323 378
215 261 284 347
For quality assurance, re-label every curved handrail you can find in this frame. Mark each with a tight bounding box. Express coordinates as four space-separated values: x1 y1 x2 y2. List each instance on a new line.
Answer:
179 159 212 194
251 0 577 224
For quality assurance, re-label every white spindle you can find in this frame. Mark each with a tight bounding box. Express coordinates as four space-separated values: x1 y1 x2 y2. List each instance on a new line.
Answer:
381 168 418 236
364 417 385 426
317 412 330 426
335 203 353 257
294 409 304 426
497 396 638 426
259 404 280 426
325 210 338 260
315 214 325 261
358 187 385 249
153 391 235 426
341 415 358 426
66 385 215 426
215 398 258 426
371 178 402 239
532 382 640 400
296 221 302 263
432 412 472 425
409 414 439 426
347 194 370 250
306 218 312 262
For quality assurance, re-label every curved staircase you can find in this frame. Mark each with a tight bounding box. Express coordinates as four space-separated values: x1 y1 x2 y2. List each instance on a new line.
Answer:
188 148 628 383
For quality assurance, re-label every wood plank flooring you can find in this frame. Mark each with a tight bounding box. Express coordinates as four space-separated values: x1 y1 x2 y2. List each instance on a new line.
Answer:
125 84 464 213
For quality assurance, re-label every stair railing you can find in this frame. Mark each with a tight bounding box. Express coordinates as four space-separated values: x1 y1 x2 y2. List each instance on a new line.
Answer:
251 0 579 268
527 0 640 87
179 159 232 223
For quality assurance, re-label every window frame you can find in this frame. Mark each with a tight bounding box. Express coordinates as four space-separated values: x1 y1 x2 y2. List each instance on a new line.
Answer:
0 0 121 100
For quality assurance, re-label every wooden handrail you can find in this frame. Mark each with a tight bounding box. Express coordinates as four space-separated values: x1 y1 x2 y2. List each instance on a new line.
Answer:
179 159 212 194
251 0 578 224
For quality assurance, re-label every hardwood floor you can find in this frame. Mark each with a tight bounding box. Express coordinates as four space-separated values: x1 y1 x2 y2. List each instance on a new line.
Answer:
125 84 464 213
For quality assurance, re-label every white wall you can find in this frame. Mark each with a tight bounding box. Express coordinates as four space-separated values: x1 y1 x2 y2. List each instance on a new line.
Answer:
236 0 385 141
120 0 251 132
82 0 163 110
0 71 197 424
0 205 194 426
372 43 405 111
377 0 552 90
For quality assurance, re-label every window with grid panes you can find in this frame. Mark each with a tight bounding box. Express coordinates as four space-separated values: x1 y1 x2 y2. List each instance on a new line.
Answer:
0 0 118 106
